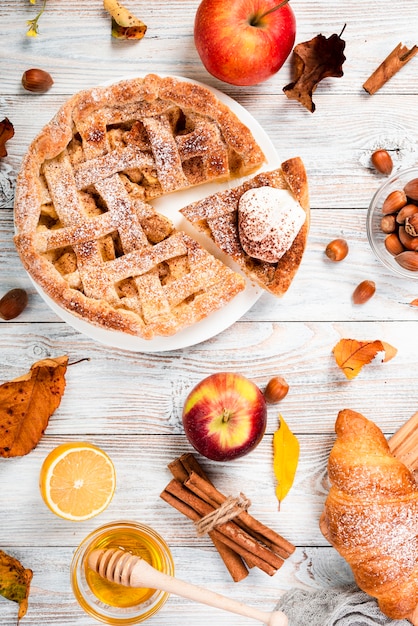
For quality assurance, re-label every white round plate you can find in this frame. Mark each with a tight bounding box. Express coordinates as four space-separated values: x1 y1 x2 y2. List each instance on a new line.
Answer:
31 76 280 352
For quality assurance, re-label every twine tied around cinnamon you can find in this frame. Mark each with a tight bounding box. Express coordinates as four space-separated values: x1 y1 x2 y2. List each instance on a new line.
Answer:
195 493 251 537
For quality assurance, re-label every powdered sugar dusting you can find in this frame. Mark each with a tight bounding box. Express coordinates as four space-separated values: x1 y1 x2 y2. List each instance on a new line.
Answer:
323 410 418 616
13 74 261 339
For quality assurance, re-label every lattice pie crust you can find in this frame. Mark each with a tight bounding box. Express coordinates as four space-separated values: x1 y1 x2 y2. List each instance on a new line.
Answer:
13 75 268 339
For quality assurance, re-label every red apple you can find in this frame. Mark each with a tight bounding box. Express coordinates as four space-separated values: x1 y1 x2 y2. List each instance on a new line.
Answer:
182 372 267 461
194 0 296 86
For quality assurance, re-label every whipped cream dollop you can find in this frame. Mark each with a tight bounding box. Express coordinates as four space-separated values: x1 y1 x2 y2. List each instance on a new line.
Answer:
238 186 306 263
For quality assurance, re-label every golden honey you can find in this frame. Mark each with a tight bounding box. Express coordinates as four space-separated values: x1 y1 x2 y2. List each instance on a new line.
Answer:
71 521 174 624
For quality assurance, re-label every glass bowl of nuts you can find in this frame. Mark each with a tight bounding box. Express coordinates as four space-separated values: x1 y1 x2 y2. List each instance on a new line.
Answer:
367 166 418 278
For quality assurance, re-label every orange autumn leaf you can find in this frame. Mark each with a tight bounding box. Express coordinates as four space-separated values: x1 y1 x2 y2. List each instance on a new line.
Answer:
332 339 396 379
381 341 398 362
0 356 68 457
410 298 418 307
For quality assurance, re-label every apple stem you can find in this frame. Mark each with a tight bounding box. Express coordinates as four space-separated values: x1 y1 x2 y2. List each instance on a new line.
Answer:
221 409 232 423
256 0 290 22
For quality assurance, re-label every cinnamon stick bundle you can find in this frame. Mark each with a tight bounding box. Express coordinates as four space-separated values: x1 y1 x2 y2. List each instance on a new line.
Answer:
161 453 295 582
363 42 418 95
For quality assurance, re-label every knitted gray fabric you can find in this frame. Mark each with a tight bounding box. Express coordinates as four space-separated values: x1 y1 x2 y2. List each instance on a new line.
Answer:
275 587 411 625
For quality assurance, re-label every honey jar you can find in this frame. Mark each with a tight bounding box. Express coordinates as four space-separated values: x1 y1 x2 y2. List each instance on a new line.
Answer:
71 521 174 624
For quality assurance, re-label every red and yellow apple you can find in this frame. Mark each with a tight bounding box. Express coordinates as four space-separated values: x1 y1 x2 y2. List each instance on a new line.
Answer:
182 372 267 461
194 0 296 86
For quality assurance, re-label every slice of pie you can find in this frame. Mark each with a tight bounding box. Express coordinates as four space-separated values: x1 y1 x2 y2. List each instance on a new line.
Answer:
180 157 310 297
13 74 265 339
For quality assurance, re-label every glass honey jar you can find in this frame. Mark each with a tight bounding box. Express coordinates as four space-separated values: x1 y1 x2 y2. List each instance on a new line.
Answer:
71 521 174 624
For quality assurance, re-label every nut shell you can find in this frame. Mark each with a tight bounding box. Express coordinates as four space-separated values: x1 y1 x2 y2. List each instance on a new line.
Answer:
22 68 53 93
325 238 349 262
405 214 418 237
371 149 393 175
380 214 397 233
264 377 289 404
396 204 418 224
404 178 418 201
395 250 418 271
352 280 376 305
0 288 28 320
382 189 407 215
384 233 404 256
398 226 418 251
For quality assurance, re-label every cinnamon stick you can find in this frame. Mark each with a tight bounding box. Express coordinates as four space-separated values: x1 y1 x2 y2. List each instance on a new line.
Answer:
166 455 249 581
169 454 219 506
363 43 418 95
185 471 295 559
164 479 284 575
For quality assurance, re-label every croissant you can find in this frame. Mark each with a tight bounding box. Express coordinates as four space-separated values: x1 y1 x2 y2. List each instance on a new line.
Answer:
320 408 418 622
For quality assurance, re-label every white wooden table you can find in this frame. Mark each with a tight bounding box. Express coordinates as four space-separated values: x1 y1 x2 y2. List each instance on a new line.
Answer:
1 1 418 624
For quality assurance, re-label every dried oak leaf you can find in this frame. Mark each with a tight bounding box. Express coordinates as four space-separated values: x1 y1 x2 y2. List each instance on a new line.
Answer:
0 549 33 622
333 339 397 380
0 355 68 457
0 118 15 158
283 30 346 112
103 0 147 40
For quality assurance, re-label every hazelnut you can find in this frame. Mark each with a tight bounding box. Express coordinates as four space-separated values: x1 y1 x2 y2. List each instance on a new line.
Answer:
264 376 289 404
384 233 404 256
404 178 418 201
398 226 418 251
352 280 376 305
396 204 418 224
380 214 397 233
22 68 53 93
325 238 349 262
0 288 28 320
371 149 393 175
382 189 407 215
395 250 418 271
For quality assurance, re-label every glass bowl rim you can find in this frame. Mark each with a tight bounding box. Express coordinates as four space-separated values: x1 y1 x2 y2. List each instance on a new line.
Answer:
367 166 418 280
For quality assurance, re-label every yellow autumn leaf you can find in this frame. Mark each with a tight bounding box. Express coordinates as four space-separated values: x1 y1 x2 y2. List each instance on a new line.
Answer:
0 356 68 457
103 0 147 39
273 415 299 508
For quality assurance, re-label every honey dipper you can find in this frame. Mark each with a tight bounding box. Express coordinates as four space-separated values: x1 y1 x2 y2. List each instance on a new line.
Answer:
88 548 288 626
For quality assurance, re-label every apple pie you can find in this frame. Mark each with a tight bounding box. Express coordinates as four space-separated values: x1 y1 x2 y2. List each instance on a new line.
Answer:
180 157 310 296
13 74 266 339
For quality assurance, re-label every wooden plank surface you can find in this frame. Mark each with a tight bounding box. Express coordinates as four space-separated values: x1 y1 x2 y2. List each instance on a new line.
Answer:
1 1 418 624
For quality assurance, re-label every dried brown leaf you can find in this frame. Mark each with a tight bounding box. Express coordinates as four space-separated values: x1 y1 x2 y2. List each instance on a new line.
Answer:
0 118 14 158
283 30 346 112
0 549 33 622
0 356 68 457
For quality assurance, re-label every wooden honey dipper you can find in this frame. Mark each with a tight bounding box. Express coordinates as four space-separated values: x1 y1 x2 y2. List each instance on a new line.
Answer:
88 548 288 626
